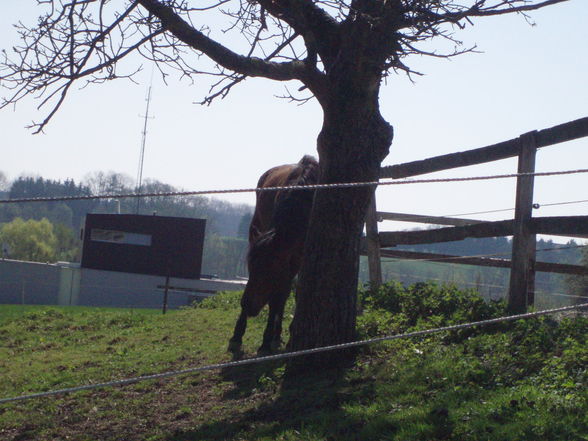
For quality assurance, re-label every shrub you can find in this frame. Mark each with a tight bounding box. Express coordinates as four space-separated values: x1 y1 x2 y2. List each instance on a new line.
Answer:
196 290 243 310
357 281 506 339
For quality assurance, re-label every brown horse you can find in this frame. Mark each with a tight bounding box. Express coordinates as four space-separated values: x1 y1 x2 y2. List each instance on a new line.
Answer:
228 155 319 355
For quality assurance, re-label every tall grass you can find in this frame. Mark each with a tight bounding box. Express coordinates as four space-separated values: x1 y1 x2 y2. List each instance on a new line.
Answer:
0 283 586 441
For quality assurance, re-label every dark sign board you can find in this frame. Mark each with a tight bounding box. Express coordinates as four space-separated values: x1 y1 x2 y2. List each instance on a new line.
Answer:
81 214 206 279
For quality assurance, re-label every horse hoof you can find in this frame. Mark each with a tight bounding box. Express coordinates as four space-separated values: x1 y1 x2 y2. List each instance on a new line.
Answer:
227 340 242 354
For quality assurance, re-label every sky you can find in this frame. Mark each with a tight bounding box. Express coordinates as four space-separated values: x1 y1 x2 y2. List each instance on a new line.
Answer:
1 1 587 242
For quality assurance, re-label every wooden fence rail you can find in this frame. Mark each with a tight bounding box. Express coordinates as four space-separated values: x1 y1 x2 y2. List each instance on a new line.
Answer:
368 249 588 276
376 216 588 246
379 117 588 179
367 117 588 313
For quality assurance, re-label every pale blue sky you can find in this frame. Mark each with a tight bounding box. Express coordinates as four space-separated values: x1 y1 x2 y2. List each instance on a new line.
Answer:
1 1 587 240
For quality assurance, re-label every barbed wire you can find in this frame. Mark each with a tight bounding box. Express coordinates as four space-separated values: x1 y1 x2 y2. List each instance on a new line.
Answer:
1 168 586 403
443 207 516 217
1 301 587 405
374 268 581 296
536 198 588 209
1 168 587 205
379 243 587 265
374 269 509 290
550 292 588 300
441 197 588 218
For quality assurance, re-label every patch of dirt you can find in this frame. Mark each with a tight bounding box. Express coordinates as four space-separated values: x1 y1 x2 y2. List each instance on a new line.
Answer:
3 353 277 441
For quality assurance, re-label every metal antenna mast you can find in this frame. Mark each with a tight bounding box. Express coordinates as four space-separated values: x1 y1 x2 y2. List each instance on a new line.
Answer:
135 82 154 214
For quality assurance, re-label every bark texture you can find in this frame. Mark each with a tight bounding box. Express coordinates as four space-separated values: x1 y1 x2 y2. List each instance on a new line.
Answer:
288 73 393 366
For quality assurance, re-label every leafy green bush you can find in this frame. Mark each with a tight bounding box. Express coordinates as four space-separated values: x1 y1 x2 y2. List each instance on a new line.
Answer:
196 290 244 310
357 281 505 340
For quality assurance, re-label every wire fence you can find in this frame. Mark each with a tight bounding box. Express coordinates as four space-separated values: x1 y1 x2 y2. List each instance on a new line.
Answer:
1 301 587 405
1 168 588 205
1 164 587 405
442 197 588 218
379 244 587 264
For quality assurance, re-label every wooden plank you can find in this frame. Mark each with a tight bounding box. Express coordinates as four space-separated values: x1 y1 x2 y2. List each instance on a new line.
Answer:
532 215 588 237
528 233 537 307
376 211 484 227
380 138 520 179
377 248 512 268
365 192 383 287
380 116 588 179
508 132 537 313
367 249 588 276
536 116 588 148
378 219 514 247
375 215 588 248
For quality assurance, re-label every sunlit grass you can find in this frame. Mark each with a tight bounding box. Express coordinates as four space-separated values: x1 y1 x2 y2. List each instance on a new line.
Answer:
0 286 586 441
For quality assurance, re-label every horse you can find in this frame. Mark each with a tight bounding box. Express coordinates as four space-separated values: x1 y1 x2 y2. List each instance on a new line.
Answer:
228 155 319 356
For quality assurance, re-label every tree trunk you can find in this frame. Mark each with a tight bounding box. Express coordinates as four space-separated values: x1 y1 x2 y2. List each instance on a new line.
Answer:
287 81 393 368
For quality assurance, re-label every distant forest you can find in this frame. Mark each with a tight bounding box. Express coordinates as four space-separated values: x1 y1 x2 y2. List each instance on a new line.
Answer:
1 172 585 305
359 236 585 308
0 172 253 278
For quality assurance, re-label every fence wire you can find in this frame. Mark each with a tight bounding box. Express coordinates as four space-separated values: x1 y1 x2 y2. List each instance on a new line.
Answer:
443 197 588 218
2 166 587 404
1 302 587 405
1 168 587 205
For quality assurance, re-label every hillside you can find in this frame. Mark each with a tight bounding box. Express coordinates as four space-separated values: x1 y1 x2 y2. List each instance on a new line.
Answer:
1 284 587 441
359 236 585 306
1 172 584 287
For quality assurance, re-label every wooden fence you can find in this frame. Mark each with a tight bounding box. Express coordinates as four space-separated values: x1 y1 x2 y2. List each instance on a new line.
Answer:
364 116 588 313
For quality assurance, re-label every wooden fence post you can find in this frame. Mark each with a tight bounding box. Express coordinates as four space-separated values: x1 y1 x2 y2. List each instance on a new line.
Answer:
162 274 170 314
528 233 537 307
508 131 538 313
365 190 383 288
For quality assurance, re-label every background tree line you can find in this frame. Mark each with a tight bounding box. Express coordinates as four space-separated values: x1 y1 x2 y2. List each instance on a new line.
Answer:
0 171 253 278
1 169 586 302
359 236 586 307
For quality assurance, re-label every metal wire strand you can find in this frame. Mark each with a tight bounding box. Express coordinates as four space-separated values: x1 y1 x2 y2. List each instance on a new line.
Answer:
1 302 587 405
1 168 587 205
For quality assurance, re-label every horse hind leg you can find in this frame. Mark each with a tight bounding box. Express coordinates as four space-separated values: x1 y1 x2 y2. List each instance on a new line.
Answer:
258 292 288 356
228 309 247 356
258 309 277 356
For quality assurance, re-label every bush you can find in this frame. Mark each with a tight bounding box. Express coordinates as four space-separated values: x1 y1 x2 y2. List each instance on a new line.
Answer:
196 290 243 310
357 281 506 339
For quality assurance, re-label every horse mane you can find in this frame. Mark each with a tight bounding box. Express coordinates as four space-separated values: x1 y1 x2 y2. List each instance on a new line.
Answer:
247 155 319 267
271 155 319 239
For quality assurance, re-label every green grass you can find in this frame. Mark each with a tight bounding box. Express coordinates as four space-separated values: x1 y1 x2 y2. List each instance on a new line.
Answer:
0 284 587 441
0 304 164 325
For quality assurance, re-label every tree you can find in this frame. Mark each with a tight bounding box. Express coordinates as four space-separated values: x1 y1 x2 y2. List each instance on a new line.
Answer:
83 171 135 198
0 0 569 366
53 222 81 262
0 171 9 193
237 212 254 239
7 176 96 229
0 218 58 262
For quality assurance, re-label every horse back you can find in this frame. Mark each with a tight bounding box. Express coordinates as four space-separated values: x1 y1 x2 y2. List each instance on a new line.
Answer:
248 164 295 243
248 156 319 244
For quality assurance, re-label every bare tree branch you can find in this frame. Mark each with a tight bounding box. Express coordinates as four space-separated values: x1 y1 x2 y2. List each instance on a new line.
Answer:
198 31 301 105
137 0 316 82
0 0 572 131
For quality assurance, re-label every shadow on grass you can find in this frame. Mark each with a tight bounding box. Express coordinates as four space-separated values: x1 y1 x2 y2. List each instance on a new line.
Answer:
165 358 367 441
219 356 285 400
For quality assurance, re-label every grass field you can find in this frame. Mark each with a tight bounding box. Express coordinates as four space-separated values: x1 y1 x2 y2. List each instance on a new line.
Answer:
0 283 587 441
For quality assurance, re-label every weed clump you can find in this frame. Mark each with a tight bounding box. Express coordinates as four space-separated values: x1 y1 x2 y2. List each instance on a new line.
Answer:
357 281 505 340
